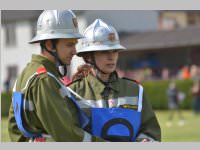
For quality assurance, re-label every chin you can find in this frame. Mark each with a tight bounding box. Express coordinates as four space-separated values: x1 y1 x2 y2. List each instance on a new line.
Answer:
65 60 71 65
109 68 116 73
66 62 70 65
106 70 115 74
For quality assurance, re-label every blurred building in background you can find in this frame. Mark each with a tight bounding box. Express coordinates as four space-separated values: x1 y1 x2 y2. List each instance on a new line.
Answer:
118 24 200 81
1 10 42 91
117 10 200 81
1 10 200 91
159 10 200 30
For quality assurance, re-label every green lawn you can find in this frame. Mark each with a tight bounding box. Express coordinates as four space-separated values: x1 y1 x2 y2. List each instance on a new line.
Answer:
1 117 10 142
156 110 200 142
1 110 200 142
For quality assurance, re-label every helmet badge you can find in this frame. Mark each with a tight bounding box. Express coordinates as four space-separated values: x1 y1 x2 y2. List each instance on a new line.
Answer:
73 18 78 28
108 33 115 42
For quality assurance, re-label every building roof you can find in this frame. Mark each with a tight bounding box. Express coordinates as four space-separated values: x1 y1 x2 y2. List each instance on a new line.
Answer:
1 10 85 24
120 24 200 51
1 10 43 23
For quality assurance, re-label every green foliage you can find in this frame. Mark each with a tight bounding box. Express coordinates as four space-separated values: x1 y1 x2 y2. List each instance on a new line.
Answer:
1 92 12 117
142 79 194 110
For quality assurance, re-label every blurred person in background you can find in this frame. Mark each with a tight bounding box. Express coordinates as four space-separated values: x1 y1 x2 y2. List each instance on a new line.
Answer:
190 64 200 81
166 82 185 127
181 65 191 80
4 75 11 92
191 78 200 115
161 67 169 80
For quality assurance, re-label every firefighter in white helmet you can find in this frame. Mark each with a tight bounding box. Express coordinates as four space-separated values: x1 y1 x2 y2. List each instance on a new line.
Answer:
69 19 161 142
8 10 106 142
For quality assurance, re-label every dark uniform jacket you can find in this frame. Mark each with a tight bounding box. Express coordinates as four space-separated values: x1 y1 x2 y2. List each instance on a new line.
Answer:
69 72 161 141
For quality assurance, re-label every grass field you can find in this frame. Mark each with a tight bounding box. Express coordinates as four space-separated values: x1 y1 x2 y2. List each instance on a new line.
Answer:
156 110 200 142
1 110 200 142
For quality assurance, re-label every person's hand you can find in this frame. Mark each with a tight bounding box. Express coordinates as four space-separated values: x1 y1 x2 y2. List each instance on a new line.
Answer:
192 84 199 95
141 138 151 142
72 64 96 81
135 138 151 142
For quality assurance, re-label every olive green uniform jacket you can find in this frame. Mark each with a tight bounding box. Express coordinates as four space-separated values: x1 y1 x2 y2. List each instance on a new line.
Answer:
69 73 161 142
8 54 105 142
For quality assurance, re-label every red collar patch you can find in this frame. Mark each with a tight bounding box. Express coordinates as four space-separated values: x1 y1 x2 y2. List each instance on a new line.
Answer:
36 68 47 75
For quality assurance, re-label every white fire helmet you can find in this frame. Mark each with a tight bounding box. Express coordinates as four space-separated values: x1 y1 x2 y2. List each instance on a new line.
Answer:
29 10 83 44
77 19 126 56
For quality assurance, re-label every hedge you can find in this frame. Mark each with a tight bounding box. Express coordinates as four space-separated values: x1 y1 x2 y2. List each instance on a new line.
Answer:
1 79 194 117
142 79 194 110
1 92 12 117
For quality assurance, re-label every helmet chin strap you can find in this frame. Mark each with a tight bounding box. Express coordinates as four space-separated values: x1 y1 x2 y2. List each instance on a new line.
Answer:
42 40 67 77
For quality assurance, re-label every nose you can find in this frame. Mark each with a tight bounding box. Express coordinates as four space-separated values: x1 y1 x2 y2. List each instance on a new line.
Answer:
108 51 115 59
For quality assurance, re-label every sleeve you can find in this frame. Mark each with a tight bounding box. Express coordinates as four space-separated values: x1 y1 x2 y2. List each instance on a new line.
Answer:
31 76 106 142
8 103 29 142
136 91 161 142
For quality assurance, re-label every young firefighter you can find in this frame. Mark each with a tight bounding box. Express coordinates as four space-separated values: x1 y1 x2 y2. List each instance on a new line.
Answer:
69 19 161 142
8 10 106 142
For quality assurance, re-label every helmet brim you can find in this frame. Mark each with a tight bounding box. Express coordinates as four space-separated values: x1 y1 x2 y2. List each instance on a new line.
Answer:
76 44 126 56
29 33 84 44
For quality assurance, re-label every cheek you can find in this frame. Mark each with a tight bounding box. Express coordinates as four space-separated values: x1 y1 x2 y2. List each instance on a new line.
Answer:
95 57 106 66
96 53 108 61
57 50 65 58
114 53 119 60
59 48 69 56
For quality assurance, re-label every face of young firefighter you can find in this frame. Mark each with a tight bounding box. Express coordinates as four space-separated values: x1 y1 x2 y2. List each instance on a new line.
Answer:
94 50 119 74
57 39 78 65
46 38 78 65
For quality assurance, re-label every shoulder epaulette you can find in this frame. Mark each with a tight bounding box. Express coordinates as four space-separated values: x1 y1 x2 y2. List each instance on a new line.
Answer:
122 77 140 84
36 67 47 75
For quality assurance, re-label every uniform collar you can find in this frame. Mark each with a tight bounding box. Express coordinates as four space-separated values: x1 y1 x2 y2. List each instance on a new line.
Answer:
31 54 60 77
107 72 120 93
86 72 120 93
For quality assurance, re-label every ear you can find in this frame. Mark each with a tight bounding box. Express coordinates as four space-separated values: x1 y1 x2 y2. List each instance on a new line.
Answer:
82 53 92 62
45 40 53 51
87 55 92 62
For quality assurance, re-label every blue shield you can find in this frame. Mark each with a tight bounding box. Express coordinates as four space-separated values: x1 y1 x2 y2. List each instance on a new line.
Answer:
92 108 141 142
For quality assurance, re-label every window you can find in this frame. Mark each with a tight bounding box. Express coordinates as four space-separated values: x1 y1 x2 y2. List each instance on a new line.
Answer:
4 65 18 91
187 12 200 25
160 17 178 30
30 20 37 39
5 23 16 46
